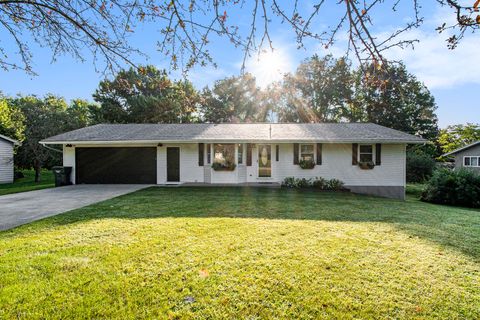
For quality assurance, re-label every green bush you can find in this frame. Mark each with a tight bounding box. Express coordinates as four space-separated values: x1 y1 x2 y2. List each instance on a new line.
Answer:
406 151 436 183
281 177 297 188
327 179 345 191
421 169 480 208
296 178 312 188
312 177 328 189
281 177 345 191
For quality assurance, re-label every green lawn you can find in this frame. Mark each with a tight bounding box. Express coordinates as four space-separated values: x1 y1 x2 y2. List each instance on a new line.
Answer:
406 183 426 198
0 170 54 196
1 188 479 319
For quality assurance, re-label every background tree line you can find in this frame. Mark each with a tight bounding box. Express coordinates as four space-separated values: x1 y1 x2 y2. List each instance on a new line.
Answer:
1 55 478 181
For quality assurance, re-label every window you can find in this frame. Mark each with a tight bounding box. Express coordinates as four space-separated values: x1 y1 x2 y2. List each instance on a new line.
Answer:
276 145 279 161
464 156 480 167
237 144 243 164
359 145 373 163
300 144 314 162
214 144 235 165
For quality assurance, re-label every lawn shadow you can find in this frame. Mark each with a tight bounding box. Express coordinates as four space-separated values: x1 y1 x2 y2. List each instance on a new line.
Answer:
4 186 480 261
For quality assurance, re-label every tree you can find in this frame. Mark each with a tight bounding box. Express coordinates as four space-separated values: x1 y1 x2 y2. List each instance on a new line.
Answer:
199 74 270 123
438 123 480 154
13 95 91 182
1 0 478 76
277 55 355 123
354 63 439 141
0 95 25 141
93 66 200 124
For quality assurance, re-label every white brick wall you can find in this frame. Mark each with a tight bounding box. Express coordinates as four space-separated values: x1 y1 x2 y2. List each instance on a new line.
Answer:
63 142 406 187
63 145 76 184
157 144 204 184
273 143 405 186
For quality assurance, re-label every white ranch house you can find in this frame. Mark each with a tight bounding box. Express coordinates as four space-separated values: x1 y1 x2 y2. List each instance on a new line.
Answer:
41 123 425 199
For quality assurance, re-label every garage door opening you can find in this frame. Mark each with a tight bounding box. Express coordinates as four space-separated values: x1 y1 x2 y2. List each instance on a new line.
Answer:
76 147 156 184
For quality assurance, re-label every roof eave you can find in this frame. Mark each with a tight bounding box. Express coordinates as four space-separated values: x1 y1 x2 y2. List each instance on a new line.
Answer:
0 134 20 145
40 139 426 145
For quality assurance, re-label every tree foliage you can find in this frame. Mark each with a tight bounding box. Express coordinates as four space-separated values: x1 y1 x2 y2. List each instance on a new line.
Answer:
9 95 92 181
275 56 438 141
0 95 25 141
93 66 200 123
278 55 356 123
438 123 480 154
200 74 271 123
355 63 439 141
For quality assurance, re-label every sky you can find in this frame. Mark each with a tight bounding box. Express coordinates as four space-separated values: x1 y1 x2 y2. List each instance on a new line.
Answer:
0 1 478 128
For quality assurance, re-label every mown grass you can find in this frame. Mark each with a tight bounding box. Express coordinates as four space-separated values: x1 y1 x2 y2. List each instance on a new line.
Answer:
0 187 479 319
0 170 54 196
406 183 425 199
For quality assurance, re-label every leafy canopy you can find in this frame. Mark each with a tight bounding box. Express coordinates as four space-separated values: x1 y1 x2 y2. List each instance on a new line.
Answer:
438 123 480 154
93 66 200 123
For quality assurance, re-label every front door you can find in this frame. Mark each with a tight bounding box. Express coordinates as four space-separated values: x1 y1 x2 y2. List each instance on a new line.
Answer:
167 147 180 182
258 144 271 177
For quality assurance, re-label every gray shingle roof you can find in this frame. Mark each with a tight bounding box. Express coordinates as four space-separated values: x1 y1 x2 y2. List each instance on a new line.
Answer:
41 123 426 144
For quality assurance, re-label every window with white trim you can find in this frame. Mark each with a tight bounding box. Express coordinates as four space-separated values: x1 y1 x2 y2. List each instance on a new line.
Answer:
359 145 374 163
464 156 480 167
300 144 314 162
214 144 235 165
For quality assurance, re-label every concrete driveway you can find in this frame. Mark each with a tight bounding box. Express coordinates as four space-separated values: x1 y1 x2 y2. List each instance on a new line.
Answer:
0 185 149 231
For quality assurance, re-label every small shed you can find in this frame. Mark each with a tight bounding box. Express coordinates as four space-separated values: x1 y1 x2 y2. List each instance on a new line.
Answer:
0 134 20 184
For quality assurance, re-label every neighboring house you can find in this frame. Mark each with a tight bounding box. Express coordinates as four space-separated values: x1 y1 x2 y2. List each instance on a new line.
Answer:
0 134 20 184
442 141 480 173
41 123 425 199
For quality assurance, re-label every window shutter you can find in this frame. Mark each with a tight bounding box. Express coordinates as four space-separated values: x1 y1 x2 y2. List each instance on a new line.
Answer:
246 143 252 166
375 144 382 165
316 143 322 165
198 143 204 166
276 145 279 161
352 143 358 165
293 143 299 164
206 144 211 164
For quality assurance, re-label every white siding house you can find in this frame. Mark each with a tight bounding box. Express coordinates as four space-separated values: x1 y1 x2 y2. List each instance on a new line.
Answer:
0 134 20 184
41 123 425 199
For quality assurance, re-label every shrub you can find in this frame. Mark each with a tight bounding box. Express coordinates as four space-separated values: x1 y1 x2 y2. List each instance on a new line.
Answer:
296 178 312 188
281 177 345 191
281 177 297 188
421 168 480 208
326 179 345 191
312 177 328 189
406 151 436 183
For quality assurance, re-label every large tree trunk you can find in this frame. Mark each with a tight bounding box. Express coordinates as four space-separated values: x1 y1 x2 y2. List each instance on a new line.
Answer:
34 160 41 183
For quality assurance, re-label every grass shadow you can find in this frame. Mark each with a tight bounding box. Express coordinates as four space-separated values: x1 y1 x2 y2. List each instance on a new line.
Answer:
3 186 480 261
